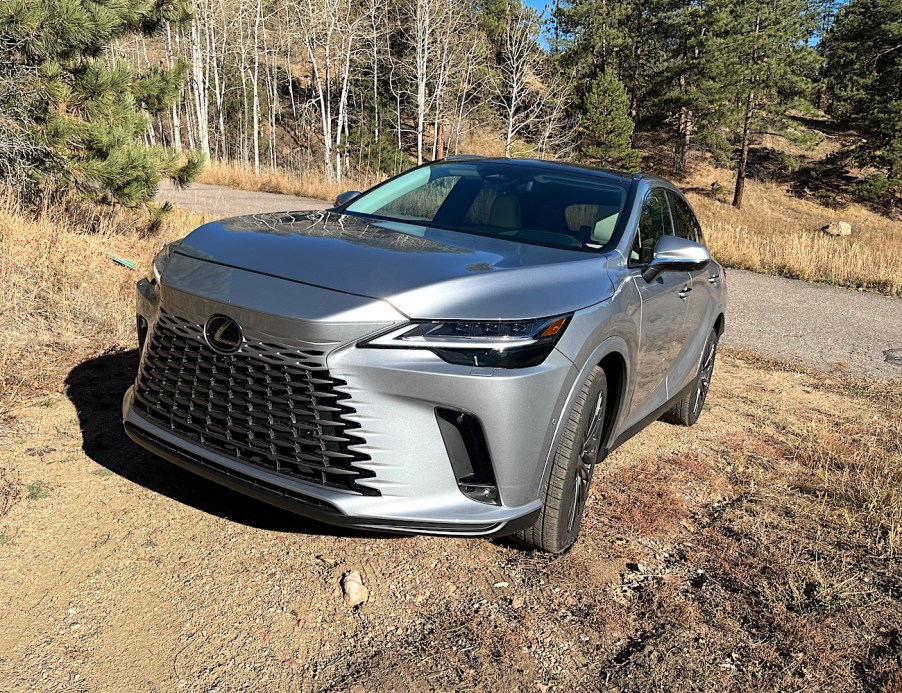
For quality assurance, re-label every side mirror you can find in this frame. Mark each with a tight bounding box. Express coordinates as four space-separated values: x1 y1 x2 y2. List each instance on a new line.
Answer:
334 190 361 207
642 235 711 283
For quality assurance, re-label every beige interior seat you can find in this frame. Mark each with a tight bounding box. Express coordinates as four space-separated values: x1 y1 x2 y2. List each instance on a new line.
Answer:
488 194 522 230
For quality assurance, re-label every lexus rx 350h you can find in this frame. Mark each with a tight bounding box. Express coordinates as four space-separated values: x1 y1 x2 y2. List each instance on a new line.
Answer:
123 157 726 553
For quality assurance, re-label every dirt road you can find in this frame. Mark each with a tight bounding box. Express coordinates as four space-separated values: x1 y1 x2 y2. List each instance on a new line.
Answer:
157 182 902 381
156 181 332 218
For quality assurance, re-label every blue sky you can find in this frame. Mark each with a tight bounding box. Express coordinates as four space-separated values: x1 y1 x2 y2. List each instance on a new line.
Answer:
525 0 553 14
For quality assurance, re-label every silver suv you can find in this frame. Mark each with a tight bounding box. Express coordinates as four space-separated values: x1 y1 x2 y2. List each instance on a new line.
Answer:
123 158 726 553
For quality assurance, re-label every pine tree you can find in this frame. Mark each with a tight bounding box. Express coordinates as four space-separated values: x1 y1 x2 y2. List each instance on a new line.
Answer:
822 0 901 182
1 0 203 207
707 0 819 208
579 69 641 170
642 0 720 174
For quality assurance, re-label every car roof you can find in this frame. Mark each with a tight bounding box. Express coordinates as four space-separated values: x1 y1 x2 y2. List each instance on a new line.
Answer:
438 155 677 188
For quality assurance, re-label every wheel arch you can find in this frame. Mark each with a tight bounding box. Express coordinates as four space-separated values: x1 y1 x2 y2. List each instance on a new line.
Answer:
713 312 726 336
537 337 632 494
596 350 627 452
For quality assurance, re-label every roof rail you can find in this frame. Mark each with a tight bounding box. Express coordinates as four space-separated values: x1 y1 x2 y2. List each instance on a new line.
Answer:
442 154 484 161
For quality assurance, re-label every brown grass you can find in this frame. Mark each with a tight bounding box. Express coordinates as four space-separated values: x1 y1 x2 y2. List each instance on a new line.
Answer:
198 161 381 204
683 164 902 295
311 355 901 691
0 196 206 413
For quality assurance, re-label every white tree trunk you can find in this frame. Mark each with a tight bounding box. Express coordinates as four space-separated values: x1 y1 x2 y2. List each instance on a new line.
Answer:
252 0 262 173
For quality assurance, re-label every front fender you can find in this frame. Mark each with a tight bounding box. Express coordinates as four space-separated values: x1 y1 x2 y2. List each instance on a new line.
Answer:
537 332 634 497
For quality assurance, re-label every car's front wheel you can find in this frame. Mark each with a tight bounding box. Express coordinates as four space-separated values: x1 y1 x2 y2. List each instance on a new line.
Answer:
515 367 608 554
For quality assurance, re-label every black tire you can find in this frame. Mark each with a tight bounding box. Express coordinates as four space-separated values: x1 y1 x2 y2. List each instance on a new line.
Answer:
515 367 608 554
661 328 718 427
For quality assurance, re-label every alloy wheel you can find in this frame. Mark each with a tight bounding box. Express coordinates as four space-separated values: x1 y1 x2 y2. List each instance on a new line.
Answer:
693 339 717 417
568 390 605 532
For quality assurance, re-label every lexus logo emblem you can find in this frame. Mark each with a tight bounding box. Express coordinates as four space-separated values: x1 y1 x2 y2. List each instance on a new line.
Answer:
204 315 243 354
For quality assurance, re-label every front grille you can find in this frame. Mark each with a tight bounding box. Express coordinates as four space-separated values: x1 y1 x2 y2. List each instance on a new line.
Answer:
133 310 376 495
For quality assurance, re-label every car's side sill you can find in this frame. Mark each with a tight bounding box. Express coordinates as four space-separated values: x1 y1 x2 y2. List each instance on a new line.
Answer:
608 379 697 453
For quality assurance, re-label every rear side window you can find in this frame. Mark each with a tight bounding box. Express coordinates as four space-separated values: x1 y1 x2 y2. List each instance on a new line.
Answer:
668 191 702 244
631 188 673 264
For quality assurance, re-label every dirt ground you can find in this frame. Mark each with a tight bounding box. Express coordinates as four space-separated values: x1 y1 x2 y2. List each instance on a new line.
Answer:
0 349 899 692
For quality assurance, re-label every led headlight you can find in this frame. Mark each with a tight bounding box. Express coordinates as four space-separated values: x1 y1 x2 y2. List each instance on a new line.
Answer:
148 241 181 284
360 315 571 368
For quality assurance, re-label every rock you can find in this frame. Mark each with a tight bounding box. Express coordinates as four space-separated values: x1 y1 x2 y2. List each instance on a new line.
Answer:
822 221 852 236
341 570 368 607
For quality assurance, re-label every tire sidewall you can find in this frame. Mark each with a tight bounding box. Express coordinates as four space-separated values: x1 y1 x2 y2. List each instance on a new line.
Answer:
553 367 608 551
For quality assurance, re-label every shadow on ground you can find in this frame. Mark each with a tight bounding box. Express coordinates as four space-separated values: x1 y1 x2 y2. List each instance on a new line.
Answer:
64 348 390 539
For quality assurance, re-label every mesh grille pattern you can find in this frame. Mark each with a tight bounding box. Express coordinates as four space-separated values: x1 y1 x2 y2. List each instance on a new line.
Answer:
133 311 376 495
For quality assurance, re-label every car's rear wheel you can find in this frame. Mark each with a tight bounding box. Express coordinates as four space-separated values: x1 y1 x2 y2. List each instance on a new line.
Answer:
661 328 718 427
515 367 608 554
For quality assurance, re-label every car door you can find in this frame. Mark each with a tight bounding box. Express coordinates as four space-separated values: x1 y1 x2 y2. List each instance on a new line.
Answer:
628 188 693 421
665 190 716 392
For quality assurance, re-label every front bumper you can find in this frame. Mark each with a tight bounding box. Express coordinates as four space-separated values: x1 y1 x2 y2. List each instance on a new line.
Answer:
123 398 540 536
123 256 576 537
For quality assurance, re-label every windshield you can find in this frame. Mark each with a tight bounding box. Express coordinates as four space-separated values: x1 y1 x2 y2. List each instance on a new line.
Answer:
344 161 630 252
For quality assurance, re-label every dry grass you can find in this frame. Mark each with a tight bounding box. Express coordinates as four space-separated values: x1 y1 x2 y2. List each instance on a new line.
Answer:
199 161 381 204
570 355 902 690
0 196 206 413
300 355 902 691
683 164 902 295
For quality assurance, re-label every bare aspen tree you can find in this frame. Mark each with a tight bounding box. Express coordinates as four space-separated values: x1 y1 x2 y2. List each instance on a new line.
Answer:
535 76 578 160
387 32 406 151
399 0 432 164
237 0 251 163
428 3 462 160
165 24 183 151
191 7 211 157
251 0 263 172
451 31 485 155
397 0 468 164
365 0 388 144
493 8 547 157
293 0 365 179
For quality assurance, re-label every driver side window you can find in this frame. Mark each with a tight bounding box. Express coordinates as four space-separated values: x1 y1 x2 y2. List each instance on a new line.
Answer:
631 188 674 265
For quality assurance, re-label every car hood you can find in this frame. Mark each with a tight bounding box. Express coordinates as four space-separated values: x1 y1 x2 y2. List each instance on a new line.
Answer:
174 211 615 319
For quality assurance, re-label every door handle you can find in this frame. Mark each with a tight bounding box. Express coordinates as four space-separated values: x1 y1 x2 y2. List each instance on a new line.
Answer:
708 274 720 285
678 285 692 300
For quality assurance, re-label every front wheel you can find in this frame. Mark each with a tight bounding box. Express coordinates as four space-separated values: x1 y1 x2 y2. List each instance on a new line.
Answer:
661 328 718 427
514 367 608 554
